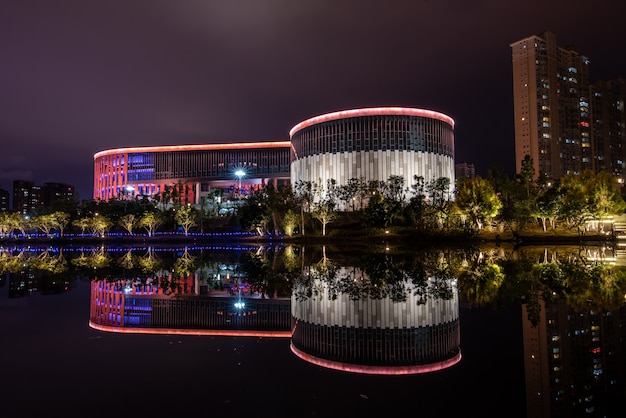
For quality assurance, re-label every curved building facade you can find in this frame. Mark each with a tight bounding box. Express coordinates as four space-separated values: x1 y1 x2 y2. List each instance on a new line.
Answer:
93 142 291 203
290 266 461 375
289 107 455 200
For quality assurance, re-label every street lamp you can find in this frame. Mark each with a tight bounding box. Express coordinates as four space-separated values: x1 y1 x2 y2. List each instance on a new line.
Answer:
235 169 245 199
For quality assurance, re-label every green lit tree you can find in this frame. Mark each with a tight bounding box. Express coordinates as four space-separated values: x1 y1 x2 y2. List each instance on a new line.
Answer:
174 205 198 236
138 211 164 237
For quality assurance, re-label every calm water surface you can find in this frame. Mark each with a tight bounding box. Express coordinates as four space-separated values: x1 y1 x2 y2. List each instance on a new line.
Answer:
1 242 623 417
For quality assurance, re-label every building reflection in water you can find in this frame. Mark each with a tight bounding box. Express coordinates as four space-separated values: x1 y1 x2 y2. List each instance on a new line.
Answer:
290 265 461 375
520 246 626 417
4 242 625 401
87 248 461 375
522 292 626 417
89 275 293 338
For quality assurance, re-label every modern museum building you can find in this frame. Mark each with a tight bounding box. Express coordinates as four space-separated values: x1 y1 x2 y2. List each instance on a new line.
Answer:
93 107 455 205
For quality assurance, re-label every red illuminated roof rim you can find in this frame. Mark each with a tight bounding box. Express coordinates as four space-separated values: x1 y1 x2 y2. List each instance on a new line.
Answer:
289 106 455 137
94 140 291 159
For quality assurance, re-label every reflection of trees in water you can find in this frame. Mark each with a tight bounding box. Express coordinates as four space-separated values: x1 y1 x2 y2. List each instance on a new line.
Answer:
504 246 626 326
457 247 505 307
3 244 624 317
72 247 112 270
293 246 461 304
30 249 68 273
238 246 297 299
0 249 70 274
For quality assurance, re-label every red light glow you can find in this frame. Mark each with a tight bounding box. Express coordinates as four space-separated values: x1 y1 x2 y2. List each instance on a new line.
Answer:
290 343 461 375
89 321 292 338
289 107 455 138
94 141 291 160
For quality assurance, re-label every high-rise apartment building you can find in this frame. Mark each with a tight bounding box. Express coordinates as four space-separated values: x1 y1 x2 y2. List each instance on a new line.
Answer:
12 180 76 214
590 78 626 179
41 182 76 207
12 180 42 214
511 31 591 180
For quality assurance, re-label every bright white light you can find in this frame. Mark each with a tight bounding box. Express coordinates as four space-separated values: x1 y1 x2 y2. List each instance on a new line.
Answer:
234 301 245 309
235 170 245 178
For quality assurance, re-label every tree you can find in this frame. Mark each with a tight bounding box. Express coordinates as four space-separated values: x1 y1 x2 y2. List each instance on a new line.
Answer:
311 179 338 236
293 180 314 237
558 171 595 234
337 178 360 211
73 217 91 236
238 188 270 235
33 213 57 236
587 171 626 231
455 176 502 230
517 154 536 198
264 184 293 235
426 177 453 230
52 212 70 237
8 213 30 237
283 209 299 237
138 211 163 237
404 175 428 229
90 214 113 237
531 186 561 231
118 214 137 235
174 205 198 236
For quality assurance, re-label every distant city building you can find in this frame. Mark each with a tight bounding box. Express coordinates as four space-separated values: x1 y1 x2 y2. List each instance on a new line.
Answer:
41 182 76 207
93 142 291 203
511 31 626 182
289 107 455 203
12 180 76 214
455 162 475 179
12 180 42 214
0 187 9 212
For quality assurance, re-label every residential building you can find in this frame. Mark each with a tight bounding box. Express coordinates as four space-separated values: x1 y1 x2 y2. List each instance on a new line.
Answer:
455 162 475 180
511 31 591 180
12 180 76 214
511 31 626 183
12 180 42 214
590 78 626 181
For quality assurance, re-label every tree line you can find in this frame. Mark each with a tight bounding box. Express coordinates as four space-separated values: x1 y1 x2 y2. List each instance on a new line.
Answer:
1 156 624 239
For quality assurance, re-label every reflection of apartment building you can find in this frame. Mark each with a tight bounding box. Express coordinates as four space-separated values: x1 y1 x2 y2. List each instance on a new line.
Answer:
511 31 626 182
522 297 625 417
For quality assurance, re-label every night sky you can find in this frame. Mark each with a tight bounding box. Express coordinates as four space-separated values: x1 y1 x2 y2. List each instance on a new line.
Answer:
2 0 626 200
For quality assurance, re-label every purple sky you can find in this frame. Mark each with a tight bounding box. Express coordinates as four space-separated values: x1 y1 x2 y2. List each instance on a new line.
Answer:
2 0 625 200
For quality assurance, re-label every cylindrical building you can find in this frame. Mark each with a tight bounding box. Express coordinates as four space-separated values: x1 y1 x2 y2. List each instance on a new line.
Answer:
289 107 455 201
290 265 461 375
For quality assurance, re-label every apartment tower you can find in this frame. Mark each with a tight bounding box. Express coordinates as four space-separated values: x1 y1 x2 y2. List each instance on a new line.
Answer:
511 31 591 180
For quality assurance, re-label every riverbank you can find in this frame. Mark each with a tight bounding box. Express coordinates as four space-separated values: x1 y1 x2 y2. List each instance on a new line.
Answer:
0 226 617 248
